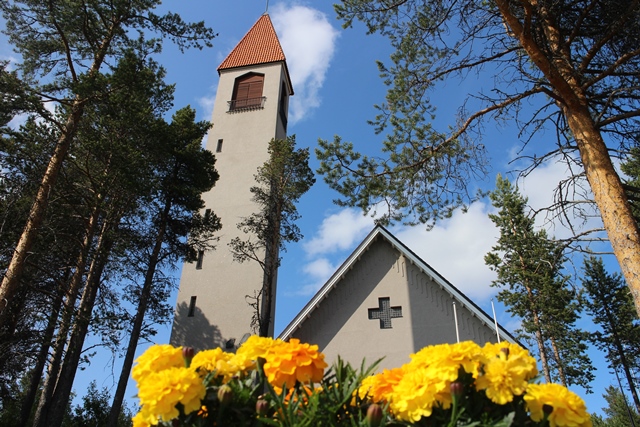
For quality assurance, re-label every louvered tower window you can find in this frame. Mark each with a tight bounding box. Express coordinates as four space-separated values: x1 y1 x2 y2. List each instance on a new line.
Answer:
230 73 265 110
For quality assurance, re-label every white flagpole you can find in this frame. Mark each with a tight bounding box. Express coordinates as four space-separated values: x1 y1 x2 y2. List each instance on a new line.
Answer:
491 299 501 343
453 302 460 343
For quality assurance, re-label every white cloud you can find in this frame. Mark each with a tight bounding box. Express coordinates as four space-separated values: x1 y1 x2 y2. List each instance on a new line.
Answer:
292 257 339 296
303 257 335 278
271 3 339 124
303 208 374 256
392 202 499 301
294 160 604 303
197 89 216 122
291 208 373 296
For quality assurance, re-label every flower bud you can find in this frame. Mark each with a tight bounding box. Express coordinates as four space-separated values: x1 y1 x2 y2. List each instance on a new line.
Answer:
450 381 464 398
256 399 269 416
217 385 233 406
182 347 195 367
366 403 383 427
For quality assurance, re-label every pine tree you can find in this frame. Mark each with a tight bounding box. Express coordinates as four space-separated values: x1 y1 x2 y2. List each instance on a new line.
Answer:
582 256 640 412
0 0 215 324
592 385 640 427
107 106 220 427
318 0 640 316
229 136 315 337
485 175 593 390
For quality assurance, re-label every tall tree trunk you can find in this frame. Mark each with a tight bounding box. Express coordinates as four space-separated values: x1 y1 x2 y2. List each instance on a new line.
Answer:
0 20 119 325
107 201 171 427
549 336 567 386
32 200 104 426
496 0 640 316
0 101 84 325
523 281 551 383
19 291 63 426
532 316 551 383
259 178 283 338
566 108 640 315
45 216 117 427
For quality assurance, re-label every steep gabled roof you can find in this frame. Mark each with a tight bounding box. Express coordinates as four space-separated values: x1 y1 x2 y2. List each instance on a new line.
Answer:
218 13 287 71
279 225 517 344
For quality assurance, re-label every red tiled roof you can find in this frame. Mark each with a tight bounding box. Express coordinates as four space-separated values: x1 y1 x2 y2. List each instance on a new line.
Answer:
218 14 287 71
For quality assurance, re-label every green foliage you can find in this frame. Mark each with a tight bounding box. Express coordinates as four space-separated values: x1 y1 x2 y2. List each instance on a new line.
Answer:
485 175 593 390
0 0 215 84
318 0 640 240
241 135 316 250
230 135 315 335
62 382 133 427
151 357 386 427
230 135 315 265
582 257 640 369
582 257 640 409
316 128 487 228
276 358 382 427
592 386 640 427
0 0 218 419
620 147 640 222
0 61 47 130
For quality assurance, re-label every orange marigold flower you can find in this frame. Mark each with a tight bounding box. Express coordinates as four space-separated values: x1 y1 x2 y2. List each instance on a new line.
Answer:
132 344 184 384
357 366 405 403
263 338 328 389
137 366 206 422
524 383 592 427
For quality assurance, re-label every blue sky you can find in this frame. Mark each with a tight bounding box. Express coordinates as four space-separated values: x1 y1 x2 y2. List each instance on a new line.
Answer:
1 0 625 417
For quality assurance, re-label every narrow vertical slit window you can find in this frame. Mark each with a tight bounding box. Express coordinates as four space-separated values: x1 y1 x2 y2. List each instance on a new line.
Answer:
196 250 204 269
188 296 197 317
216 139 223 152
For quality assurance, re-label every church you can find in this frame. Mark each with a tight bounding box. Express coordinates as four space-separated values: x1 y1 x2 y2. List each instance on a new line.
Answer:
170 13 515 370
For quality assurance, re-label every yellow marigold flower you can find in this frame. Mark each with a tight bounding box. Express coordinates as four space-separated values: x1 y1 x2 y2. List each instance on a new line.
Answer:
132 344 184 384
191 348 254 382
237 335 279 361
263 338 328 389
357 366 405 403
476 342 539 404
410 341 483 379
132 407 157 427
524 383 592 427
388 366 440 422
137 366 206 422
399 341 483 410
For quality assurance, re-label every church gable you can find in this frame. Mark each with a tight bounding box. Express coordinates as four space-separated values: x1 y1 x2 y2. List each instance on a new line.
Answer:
290 237 415 369
280 225 515 370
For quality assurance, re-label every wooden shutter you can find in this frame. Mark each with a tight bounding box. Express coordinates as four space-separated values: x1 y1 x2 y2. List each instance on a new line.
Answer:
232 74 264 109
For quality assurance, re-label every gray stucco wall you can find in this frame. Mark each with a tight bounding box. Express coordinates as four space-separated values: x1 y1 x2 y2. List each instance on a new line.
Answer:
292 237 501 371
171 62 291 351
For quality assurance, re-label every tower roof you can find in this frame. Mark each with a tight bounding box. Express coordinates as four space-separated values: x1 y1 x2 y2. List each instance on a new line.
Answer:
218 13 287 72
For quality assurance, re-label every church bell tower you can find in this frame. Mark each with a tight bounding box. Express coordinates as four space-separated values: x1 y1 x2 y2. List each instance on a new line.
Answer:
171 13 293 350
